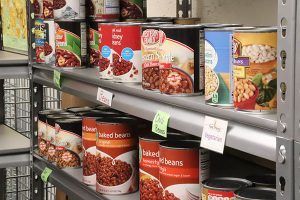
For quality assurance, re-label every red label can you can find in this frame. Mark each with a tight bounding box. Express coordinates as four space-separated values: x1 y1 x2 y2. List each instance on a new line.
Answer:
96 117 138 194
112 23 142 83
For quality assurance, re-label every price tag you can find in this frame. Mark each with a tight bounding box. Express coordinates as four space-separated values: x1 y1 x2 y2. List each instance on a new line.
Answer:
152 111 170 138
41 167 53 183
53 70 61 89
97 87 113 106
200 116 228 154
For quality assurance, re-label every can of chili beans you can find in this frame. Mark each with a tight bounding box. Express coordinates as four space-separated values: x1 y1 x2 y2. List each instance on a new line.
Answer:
234 187 276 200
112 22 143 83
96 117 138 194
159 141 200 200
43 0 54 19
87 0 120 21
35 19 45 63
55 118 83 168
38 109 64 157
44 20 56 65
159 24 204 95
201 177 252 200
53 0 86 20
46 113 76 162
120 0 145 20
55 20 87 68
34 0 44 19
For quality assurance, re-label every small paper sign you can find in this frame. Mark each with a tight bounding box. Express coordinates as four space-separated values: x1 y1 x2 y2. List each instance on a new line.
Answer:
53 70 61 89
152 111 170 138
41 167 53 183
97 87 113 106
200 116 228 154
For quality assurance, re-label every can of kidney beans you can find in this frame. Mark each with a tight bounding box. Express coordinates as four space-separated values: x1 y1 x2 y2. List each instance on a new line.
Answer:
44 20 55 65
96 117 138 194
112 22 142 83
87 0 120 20
53 0 86 20
234 187 276 200
202 177 252 200
120 0 145 20
88 21 100 68
34 0 43 18
43 0 54 19
55 118 83 168
46 113 75 162
159 24 204 95
55 20 87 68
35 19 45 63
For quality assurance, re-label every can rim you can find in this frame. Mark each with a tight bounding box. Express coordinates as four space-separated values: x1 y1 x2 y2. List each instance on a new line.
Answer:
202 177 253 191
234 27 277 32
234 187 276 200
160 141 200 149
55 118 82 123
96 117 136 124
205 27 255 31
159 24 204 29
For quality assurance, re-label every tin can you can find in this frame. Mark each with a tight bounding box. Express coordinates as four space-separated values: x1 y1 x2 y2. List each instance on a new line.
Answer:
34 0 44 18
159 141 200 200
233 27 277 112
55 118 83 168
53 0 86 20
88 21 101 68
174 18 200 25
202 177 252 200
159 25 204 95
43 0 54 19
235 187 276 200
99 23 114 79
35 19 45 63
87 0 120 21
246 174 276 188
96 117 138 194
147 17 174 23
44 20 55 65
67 106 94 114
55 21 87 68
112 23 142 83
120 0 145 20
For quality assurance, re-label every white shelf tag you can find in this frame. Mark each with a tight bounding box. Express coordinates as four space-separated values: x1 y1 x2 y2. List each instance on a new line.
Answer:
97 87 113 107
200 116 228 154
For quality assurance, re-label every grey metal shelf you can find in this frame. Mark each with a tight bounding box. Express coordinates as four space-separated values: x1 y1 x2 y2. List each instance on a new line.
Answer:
33 153 139 200
0 51 29 79
32 64 276 161
0 51 28 66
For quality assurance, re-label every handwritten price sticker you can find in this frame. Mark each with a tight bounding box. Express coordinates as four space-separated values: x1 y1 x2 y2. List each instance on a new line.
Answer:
41 167 53 183
152 111 170 138
97 87 113 106
53 70 61 89
200 116 228 154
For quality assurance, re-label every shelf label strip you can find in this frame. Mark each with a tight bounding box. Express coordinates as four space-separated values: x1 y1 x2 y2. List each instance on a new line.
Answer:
97 87 114 107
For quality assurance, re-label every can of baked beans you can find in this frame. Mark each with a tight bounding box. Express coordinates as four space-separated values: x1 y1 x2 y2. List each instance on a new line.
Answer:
53 0 86 20
202 177 252 200
46 113 76 162
55 118 83 168
34 0 44 19
55 21 87 68
159 141 200 200
120 0 145 20
38 109 64 157
35 19 45 63
88 21 101 68
87 0 120 21
159 24 204 95
204 27 251 107
44 20 56 65
234 187 276 200
96 117 138 194
233 27 277 112
112 22 142 83
246 174 276 188
43 0 54 19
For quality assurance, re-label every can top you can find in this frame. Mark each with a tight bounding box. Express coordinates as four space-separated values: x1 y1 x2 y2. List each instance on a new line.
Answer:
55 118 82 125
160 141 200 149
96 117 136 125
234 26 277 33
39 109 64 116
245 174 276 188
79 110 123 118
139 133 166 141
46 114 75 120
200 23 242 28
202 177 252 191
159 24 204 29
91 109 124 115
147 17 175 22
205 26 255 32
234 187 276 200
67 106 93 113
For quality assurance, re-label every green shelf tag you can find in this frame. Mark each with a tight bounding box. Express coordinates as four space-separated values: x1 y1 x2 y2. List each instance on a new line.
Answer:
41 167 53 183
53 70 61 89
152 111 170 138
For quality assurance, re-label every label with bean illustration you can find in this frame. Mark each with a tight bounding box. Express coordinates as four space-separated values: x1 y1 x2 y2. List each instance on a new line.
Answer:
99 24 114 79
82 117 98 185
205 30 234 107
89 21 100 67
53 0 86 20
35 19 45 63
38 119 47 156
233 29 277 111
112 24 142 83
96 119 138 194
120 0 144 20
88 0 120 20
44 20 55 65
43 0 54 19
55 21 87 68
141 27 161 90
